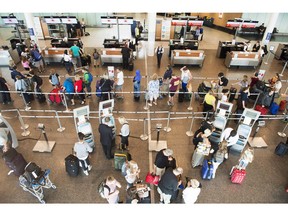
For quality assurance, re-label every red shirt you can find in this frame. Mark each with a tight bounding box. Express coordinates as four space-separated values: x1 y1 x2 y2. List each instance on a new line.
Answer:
74 79 83 92
169 77 181 92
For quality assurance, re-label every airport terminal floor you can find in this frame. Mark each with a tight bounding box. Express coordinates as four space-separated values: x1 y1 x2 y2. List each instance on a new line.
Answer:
0 25 288 210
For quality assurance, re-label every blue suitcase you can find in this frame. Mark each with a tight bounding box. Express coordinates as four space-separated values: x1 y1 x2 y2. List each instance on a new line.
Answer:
201 159 214 180
275 142 288 156
270 102 279 115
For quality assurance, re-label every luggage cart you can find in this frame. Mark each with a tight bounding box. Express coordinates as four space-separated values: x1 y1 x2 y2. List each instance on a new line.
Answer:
19 164 56 204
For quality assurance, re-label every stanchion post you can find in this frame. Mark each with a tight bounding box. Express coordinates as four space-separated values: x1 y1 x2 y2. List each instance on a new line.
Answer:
163 112 172 132
186 111 195 137
21 92 31 111
16 109 30 137
62 92 70 112
187 92 194 110
143 90 149 110
140 118 148 140
278 121 288 137
54 111 65 132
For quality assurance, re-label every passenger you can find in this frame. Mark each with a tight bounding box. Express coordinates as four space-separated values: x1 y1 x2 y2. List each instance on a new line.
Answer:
103 175 122 204
232 75 249 93
62 74 75 106
147 73 160 106
153 148 174 177
237 147 254 169
193 128 212 150
98 116 114 160
167 73 181 106
220 88 229 102
99 74 113 101
219 127 239 153
0 74 12 105
70 41 82 68
121 43 131 70
30 46 45 73
133 69 141 101
9 63 25 82
252 41 261 52
157 167 183 204
155 44 164 68
202 90 216 117
74 74 85 105
211 140 228 178
180 66 192 93
62 49 73 74
249 72 259 90
236 87 250 115
213 72 228 100
118 116 130 150
21 56 31 71
92 48 100 67
48 69 60 87
124 160 140 189
83 69 93 98
73 132 93 176
182 178 201 204
114 68 124 99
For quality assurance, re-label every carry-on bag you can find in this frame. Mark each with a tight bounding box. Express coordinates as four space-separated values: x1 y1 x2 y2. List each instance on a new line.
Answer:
255 104 269 115
114 149 130 170
231 167 246 184
201 159 214 180
275 142 288 156
270 102 280 115
279 100 287 112
65 149 79 177
228 86 237 102
191 149 205 168
178 89 185 102
145 172 160 186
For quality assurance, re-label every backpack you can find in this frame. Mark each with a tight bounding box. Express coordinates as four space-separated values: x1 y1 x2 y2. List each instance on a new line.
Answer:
34 75 43 87
22 78 33 92
222 77 228 86
51 74 59 86
98 179 110 199
93 52 99 60
32 50 42 61
84 72 93 83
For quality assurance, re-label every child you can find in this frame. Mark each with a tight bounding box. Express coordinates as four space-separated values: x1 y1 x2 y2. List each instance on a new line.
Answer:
21 56 31 71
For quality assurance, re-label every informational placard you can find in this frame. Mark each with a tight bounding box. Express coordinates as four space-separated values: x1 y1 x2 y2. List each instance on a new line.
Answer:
188 20 204 26
1 16 18 24
171 18 188 26
28 28 34 36
61 17 77 24
44 17 61 24
118 17 133 25
101 16 117 25
161 20 171 40
108 66 114 78
258 69 265 80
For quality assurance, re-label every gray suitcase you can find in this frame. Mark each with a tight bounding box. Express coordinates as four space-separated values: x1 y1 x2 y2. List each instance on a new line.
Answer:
191 150 205 168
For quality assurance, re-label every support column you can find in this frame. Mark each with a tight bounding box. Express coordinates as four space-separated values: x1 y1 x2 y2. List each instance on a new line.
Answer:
147 13 156 57
262 13 279 45
24 13 39 46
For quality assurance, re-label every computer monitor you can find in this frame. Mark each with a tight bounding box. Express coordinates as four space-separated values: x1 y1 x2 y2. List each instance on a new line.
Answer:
99 99 114 111
219 102 230 111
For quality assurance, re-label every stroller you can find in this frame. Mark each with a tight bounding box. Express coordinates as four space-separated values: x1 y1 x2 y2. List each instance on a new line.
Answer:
19 162 56 204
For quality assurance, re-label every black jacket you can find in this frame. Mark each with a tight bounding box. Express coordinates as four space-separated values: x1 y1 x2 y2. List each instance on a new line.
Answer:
157 168 178 195
98 124 113 146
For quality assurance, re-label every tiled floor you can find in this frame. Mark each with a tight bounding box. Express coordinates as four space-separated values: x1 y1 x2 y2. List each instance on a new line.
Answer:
0 22 288 213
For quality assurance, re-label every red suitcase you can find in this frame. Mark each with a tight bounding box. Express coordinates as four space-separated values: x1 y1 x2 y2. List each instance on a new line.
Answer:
255 104 268 115
231 168 246 184
279 100 287 112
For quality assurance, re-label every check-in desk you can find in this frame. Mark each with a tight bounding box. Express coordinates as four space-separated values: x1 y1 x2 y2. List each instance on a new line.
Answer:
171 49 205 67
103 39 128 49
100 48 123 65
216 41 245 58
42 48 71 64
225 51 260 68
169 40 199 57
51 38 80 48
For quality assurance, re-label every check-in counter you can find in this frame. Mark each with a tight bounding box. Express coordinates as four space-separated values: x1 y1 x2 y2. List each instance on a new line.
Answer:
225 51 260 68
216 41 245 58
171 49 205 67
41 47 71 64
100 48 123 65
169 39 199 57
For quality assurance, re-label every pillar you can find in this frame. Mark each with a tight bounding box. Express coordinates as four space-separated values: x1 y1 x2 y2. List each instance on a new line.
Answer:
262 13 279 45
147 13 156 56
24 13 39 46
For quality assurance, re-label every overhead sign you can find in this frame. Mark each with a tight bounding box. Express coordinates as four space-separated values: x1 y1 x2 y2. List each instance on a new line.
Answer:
101 16 117 25
118 17 133 25
44 16 61 24
226 20 241 28
188 20 204 26
171 18 188 26
1 16 18 24
61 16 77 24
241 20 258 28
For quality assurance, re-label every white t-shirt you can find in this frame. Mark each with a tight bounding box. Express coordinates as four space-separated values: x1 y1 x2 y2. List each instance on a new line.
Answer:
0 129 8 147
182 187 201 204
116 71 124 86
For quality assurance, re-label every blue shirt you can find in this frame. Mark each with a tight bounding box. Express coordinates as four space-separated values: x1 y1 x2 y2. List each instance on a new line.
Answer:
63 78 74 93
70 45 80 57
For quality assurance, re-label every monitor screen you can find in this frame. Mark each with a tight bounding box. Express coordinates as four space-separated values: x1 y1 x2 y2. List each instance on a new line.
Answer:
219 103 230 111
102 102 112 109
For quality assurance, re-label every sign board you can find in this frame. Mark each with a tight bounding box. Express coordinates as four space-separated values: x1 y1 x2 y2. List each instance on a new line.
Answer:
258 69 266 80
171 19 187 26
226 21 241 28
1 16 18 24
44 17 61 24
241 20 258 28
266 32 272 41
101 16 117 25
188 20 204 26
28 28 34 36
61 18 77 24
108 66 114 79
118 17 133 25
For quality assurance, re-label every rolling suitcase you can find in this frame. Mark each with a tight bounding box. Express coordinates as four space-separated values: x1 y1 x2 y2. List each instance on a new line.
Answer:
3 148 27 176
231 167 246 184
178 89 185 102
201 159 213 180
255 104 269 115
128 62 134 71
279 100 287 112
65 150 79 177
275 142 288 156
114 149 130 170
36 89 46 103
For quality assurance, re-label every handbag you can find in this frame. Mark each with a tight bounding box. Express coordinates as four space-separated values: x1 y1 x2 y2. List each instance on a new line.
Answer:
145 172 160 186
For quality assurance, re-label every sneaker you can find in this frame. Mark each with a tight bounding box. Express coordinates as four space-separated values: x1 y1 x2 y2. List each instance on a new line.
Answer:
81 101 85 105
88 165 92 171
153 102 157 105
167 101 171 106
148 103 152 106
83 170 89 176
71 102 75 106
210 149 214 154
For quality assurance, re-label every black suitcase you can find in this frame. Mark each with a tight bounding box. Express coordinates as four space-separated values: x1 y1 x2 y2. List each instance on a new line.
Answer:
228 87 237 102
128 62 134 71
65 154 79 176
2 148 18 163
4 151 28 176
275 142 288 156
178 89 185 102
